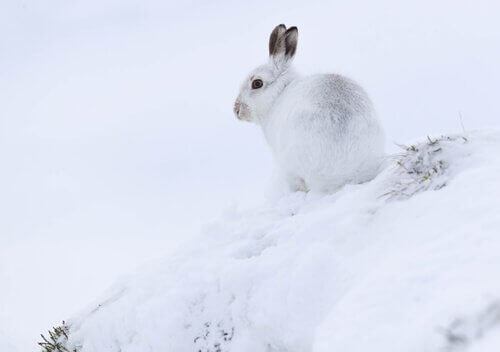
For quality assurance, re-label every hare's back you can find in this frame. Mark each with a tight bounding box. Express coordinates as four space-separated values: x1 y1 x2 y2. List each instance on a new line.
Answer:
294 74 373 121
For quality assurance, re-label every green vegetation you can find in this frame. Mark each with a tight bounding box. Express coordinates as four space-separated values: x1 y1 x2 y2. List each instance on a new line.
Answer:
38 322 75 352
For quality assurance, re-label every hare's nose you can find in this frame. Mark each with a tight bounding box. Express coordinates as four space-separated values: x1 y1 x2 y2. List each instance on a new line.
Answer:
233 101 241 116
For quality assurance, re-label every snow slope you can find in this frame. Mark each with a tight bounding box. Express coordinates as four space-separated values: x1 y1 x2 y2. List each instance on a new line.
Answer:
47 130 500 352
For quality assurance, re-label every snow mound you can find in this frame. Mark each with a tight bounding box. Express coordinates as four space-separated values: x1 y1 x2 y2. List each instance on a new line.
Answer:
46 131 500 352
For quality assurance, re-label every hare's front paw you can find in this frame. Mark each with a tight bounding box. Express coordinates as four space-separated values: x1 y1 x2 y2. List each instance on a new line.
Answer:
288 176 308 193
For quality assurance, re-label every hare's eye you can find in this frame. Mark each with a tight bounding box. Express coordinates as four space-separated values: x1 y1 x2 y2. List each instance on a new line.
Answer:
251 79 263 89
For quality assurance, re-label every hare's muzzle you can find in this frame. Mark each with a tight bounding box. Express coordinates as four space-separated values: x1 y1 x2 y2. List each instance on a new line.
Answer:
233 100 242 118
233 99 251 121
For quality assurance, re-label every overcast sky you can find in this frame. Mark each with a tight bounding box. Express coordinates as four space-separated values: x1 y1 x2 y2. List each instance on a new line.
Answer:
1 0 499 350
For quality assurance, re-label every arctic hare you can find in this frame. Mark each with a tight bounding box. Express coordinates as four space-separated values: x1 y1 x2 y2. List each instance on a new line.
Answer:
234 24 385 192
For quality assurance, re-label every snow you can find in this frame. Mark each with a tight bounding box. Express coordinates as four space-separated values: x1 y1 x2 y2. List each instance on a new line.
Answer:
469 329 500 352
54 130 500 352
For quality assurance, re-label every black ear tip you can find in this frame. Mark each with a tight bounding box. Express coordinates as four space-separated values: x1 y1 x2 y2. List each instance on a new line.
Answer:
273 24 287 32
287 26 298 33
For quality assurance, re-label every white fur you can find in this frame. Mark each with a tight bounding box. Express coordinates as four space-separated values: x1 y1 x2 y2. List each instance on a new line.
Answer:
234 26 385 193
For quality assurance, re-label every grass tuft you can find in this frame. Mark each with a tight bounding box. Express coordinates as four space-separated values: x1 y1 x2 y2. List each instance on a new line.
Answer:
38 322 76 352
382 135 468 200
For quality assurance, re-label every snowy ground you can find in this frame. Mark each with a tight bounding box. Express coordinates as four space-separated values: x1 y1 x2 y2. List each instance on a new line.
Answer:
2 1 500 351
47 130 500 352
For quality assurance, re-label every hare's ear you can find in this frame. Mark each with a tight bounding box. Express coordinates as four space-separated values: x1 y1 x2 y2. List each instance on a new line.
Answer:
269 25 298 67
269 24 287 56
283 27 298 59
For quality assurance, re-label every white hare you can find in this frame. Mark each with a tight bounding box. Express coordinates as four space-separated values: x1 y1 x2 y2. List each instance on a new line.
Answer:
234 24 385 192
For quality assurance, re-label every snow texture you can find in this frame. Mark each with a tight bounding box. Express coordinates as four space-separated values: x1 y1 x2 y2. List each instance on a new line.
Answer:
52 130 500 352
